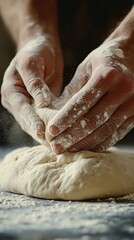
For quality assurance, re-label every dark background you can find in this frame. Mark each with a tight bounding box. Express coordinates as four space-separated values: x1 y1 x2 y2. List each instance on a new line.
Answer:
0 0 133 147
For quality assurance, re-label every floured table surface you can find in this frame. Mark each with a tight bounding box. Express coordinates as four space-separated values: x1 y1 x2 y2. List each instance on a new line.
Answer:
0 146 134 240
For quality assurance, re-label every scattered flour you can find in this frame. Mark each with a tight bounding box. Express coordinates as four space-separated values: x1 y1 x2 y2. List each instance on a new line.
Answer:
0 188 134 239
80 120 87 129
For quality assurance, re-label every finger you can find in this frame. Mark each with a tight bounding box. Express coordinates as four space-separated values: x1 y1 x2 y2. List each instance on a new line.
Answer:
68 116 122 152
12 94 45 143
1 61 30 106
16 55 51 107
49 67 119 136
3 91 45 143
91 116 134 152
50 82 132 154
19 103 45 143
2 67 45 143
69 96 134 152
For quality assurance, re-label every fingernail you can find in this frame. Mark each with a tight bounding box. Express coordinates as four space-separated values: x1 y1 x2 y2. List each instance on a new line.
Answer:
49 125 60 136
51 143 63 154
37 125 45 139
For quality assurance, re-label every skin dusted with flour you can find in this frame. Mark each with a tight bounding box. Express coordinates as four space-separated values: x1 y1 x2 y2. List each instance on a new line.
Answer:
0 1 134 153
49 7 134 154
0 0 63 143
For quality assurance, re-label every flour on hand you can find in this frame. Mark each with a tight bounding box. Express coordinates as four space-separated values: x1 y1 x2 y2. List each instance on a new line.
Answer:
0 108 134 200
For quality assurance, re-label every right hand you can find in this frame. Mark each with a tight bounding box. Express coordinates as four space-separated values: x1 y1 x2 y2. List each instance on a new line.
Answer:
49 38 134 153
1 36 63 143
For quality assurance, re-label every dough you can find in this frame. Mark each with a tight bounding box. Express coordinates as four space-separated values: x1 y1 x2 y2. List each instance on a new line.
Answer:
0 108 134 200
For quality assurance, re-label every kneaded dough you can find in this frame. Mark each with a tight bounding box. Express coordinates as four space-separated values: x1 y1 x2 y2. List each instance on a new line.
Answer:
0 108 134 200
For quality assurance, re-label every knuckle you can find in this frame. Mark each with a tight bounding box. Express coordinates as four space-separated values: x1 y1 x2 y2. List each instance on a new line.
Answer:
94 67 122 92
97 67 119 88
79 140 90 150
92 119 115 143
27 78 43 95
103 120 115 136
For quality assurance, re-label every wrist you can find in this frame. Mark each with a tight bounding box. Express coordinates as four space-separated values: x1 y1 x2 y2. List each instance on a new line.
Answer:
15 0 60 49
102 6 134 73
17 24 54 50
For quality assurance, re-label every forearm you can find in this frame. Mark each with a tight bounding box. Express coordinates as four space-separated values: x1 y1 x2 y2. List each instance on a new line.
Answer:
107 6 134 40
104 6 134 71
106 6 134 43
0 0 59 49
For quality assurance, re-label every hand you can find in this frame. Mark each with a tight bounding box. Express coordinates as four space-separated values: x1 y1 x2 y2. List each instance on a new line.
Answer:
48 38 134 153
1 36 63 143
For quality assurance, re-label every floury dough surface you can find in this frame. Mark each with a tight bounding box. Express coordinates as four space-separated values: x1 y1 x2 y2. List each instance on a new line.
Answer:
0 108 134 200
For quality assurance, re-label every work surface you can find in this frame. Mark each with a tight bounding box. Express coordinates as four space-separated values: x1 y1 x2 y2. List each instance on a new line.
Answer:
0 146 134 240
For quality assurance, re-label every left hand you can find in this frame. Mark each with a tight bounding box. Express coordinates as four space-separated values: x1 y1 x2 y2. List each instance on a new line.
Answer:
1 36 63 143
48 38 134 153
